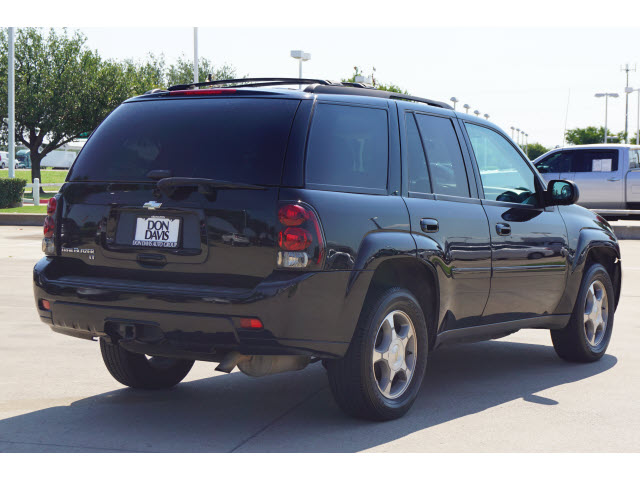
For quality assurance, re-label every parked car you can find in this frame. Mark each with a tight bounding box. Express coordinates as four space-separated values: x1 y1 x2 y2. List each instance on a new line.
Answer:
33 78 621 421
534 144 640 210
0 151 20 169
41 149 77 169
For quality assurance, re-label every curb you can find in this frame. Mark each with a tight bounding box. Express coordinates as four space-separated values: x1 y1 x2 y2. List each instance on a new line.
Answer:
0 213 46 226
611 225 640 240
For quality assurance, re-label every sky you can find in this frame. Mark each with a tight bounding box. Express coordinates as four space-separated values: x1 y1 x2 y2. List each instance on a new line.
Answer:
76 26 640 149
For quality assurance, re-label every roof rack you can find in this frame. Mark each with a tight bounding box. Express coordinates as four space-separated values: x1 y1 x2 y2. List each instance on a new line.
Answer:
167 77 333 91
165 77 453 110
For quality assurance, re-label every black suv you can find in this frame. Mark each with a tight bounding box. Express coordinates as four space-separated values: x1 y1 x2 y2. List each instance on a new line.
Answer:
33 78 621 421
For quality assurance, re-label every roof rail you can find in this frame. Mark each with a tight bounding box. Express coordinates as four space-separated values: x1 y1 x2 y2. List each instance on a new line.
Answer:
167 77 333 91
305 84 453 110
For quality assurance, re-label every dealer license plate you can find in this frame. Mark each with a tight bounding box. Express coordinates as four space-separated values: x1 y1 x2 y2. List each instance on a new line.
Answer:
133 216 180 248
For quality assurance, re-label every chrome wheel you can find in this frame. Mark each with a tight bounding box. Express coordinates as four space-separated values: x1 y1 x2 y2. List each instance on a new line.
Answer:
372 310 417 399
584 279 608 347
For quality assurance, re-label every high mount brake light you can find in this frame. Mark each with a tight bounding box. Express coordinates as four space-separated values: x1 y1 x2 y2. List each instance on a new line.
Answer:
169 89 237 96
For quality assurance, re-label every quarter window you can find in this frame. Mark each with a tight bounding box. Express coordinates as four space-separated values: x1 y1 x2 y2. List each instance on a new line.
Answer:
306 104 388 191
631 150 640 170
466 123 538 205
571 150 619 173
415 114 470 197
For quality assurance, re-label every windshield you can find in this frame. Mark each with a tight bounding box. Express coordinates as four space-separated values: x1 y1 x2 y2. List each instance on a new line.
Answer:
68 98 300 185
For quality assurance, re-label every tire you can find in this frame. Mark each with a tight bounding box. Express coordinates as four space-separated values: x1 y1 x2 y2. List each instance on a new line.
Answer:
326 288 429 421
100 339 194 389
550 263 615 362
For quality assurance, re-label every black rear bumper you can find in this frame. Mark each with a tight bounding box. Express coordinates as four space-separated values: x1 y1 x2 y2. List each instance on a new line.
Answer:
33 257 371 359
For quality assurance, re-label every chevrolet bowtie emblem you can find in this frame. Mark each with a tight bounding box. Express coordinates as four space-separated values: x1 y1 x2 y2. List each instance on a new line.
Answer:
143 201 162 210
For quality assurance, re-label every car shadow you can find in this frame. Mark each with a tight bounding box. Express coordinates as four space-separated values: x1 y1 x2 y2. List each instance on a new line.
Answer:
0 339 617 452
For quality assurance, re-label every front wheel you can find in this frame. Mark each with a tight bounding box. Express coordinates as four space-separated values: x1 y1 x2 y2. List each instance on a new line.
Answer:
100 339 194 389
326 288 429 421
550 263 615 362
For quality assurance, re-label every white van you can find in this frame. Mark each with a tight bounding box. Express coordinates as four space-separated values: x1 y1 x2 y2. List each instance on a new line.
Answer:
41 150 77 169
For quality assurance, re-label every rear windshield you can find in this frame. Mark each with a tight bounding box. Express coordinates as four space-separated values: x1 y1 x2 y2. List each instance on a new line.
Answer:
68 98 300 185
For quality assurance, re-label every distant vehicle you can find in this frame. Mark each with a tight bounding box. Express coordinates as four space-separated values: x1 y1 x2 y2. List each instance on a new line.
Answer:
0 152 20 170
41 150 77 169
16 150 31 169
534 144 640 210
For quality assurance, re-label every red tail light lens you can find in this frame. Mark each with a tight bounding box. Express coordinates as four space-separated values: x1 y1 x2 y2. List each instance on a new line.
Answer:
39 299 51 311
239 317 263 329
278 227 312 251
43 216 55 238
47 197 57 215
278 204 308 226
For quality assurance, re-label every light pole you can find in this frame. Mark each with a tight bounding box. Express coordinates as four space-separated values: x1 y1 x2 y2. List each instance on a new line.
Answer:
473 110 480 117
525 133 529 155
483 113 490 120
622 64 637 143
516 128 521 145
463 104 470 114
595 93 619 143
193 27 199 84
626 87 640 145
510 126 515 139
450 97 458 110
8 27 15 179
290 50 311 89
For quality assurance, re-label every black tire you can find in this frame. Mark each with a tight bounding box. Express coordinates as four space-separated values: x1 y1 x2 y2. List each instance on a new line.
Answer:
100 339 194 389
550 263 615 362
326 288 428 421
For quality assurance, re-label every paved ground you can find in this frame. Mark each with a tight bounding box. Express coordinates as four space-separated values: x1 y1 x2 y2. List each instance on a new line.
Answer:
0 225 639 452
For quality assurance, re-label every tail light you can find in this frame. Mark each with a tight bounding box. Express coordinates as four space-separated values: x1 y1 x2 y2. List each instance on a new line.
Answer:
42 196 58 255
277 202 324 269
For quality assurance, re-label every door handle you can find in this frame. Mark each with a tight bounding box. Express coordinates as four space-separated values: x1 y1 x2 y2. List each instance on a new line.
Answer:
607 177 621 182
420 218 439 233
496 223 511 236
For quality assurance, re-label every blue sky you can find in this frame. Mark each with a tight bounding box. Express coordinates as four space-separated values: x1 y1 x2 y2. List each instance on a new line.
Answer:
77 26 640 148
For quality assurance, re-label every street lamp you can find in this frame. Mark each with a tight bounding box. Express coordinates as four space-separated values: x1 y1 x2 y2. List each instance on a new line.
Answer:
520 131 525 146
463 104 470 114
595 92 619 143
450 97 458 110
483 113 490 120
626 87 640 145
510 126 515 139
473 110 480 116
516 128 521 145
525 133 529 155
290 50 311 89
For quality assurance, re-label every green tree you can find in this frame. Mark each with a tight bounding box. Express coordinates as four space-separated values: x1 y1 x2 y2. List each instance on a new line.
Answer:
0 28 152 185
565 126 624 145
343 66 409 94
165 55 238 86
526 142 550 161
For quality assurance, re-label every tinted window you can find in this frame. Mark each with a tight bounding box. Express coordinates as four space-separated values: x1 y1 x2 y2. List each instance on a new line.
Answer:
405 114 430 194
415 114 469 197
535 151 573 173
571 150 619 173
68 98 300 184
466 123 538 205
306 104 388 191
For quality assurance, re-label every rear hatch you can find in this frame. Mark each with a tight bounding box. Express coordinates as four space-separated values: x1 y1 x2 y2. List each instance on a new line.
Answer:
56 94 302 290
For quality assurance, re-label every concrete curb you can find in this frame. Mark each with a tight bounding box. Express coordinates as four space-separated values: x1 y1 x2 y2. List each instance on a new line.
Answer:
611 225 640 240
0 213 46 226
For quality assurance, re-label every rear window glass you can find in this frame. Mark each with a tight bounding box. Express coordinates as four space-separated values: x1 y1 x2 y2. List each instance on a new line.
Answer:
68 98 300 184
305 103 388 191
571 150 619 172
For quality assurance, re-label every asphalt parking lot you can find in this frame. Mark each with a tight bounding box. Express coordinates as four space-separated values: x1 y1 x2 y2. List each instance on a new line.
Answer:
1 225 639 452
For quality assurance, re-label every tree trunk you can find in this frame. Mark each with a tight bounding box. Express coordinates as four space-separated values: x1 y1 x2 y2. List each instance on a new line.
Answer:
30 149 45 196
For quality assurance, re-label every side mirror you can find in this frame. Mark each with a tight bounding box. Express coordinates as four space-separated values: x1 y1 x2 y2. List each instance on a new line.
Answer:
546 179 579 206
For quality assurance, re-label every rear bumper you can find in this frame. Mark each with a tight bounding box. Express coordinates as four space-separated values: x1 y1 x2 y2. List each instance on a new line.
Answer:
33 257 372 359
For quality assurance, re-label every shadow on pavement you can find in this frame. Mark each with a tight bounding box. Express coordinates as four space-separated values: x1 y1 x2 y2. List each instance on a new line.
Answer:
0 339 617 452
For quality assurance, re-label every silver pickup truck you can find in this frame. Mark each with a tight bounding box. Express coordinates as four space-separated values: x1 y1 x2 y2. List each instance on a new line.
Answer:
534 144 640 210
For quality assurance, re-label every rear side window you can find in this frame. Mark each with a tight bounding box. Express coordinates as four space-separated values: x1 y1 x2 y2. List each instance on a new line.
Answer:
68 98 300 185
415 114 470 197
305 103 388 192
571 150 619 172
631 149 640 169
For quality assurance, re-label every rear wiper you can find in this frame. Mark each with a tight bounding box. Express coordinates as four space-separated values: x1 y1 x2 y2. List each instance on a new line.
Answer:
156 177 267 195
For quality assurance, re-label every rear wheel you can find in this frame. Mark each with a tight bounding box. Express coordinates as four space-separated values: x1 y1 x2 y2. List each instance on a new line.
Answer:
550 263 615 362
326 288 428 421
100 339 194 389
